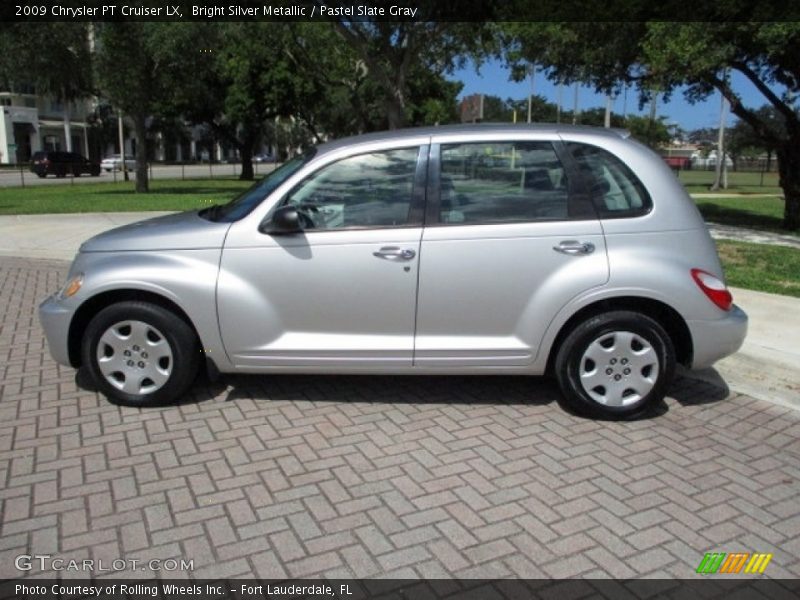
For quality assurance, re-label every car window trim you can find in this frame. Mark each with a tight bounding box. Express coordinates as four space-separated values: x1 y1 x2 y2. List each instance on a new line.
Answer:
553 140 601 221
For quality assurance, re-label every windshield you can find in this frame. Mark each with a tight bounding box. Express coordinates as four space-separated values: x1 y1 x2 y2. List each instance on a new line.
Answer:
200 149 316 222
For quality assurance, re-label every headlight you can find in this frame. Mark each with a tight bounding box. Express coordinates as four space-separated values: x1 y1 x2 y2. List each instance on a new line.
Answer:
58 273 84 299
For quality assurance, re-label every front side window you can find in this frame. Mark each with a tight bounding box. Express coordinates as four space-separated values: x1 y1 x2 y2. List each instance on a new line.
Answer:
203 150 316 222
439 142 569 224
567 143 651 217
284 147 420 230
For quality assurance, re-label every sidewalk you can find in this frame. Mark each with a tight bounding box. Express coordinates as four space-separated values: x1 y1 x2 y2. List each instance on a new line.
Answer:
0 211 798 409
0 212 174 261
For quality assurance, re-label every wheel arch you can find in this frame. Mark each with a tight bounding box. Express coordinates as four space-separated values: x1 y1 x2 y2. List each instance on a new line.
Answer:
68 289 203 369
545 296 693 375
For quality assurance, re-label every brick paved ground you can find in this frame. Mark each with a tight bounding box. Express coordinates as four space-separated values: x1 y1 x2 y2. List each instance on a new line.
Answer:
1 256 799 580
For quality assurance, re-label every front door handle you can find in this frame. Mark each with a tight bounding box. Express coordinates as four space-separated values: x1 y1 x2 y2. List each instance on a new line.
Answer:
553 240 595 255
373 246 416 261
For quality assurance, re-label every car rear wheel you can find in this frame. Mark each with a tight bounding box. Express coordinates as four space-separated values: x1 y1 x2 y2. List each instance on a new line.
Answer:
554 311 675 419
81 301 200 407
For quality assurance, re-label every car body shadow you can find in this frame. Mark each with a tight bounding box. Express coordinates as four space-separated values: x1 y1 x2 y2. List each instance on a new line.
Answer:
188 373 561 409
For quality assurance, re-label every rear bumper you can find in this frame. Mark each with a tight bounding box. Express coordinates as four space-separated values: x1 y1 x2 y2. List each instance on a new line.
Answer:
687 304 748 369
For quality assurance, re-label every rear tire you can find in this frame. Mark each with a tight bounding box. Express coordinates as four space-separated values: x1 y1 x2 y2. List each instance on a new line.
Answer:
81 301 200 407
554 311 675 419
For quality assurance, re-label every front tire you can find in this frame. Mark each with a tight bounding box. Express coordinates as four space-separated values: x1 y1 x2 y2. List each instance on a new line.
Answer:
81 301 200 407
554 311 675 419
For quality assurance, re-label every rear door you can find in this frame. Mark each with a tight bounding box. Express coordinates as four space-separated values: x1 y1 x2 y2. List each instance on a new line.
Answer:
414 136 609 368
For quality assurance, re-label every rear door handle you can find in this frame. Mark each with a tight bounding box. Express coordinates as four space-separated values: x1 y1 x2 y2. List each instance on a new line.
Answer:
553 240 595 255
373 246 416 261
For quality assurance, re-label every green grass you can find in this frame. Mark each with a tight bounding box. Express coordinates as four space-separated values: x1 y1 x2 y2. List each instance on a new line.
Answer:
693 195 796 236
717 240 800 297
677 169 782 194
0 179 253 215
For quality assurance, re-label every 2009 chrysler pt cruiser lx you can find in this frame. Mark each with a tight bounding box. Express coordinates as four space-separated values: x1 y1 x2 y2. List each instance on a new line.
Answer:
40 124 747 419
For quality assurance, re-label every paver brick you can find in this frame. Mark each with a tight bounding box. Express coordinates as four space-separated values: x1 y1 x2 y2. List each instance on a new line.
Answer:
2 255 800 579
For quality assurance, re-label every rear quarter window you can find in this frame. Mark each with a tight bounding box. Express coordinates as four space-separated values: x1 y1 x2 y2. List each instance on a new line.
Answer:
567 142 652 218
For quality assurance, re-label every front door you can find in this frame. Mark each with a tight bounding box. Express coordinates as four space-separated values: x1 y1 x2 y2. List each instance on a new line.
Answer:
217 145 426 369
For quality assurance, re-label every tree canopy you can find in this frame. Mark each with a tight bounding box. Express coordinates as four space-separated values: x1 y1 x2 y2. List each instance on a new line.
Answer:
503 21 800 229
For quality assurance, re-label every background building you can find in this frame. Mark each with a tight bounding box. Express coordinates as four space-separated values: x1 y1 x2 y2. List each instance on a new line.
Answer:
0 89 92 164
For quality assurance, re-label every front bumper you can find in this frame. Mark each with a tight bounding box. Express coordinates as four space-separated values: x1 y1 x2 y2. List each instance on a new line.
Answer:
687 304 748 369
38 293 74 367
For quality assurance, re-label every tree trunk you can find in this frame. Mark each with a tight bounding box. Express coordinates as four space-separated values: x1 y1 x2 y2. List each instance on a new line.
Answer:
239 145 254 181
133 113 149 193
777 144 800 230
385 95 406 130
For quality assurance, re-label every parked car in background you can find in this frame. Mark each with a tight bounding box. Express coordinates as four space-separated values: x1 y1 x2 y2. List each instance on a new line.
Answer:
30 151 101 178
253 153 274 163
39 124 747 419
101 154 136 172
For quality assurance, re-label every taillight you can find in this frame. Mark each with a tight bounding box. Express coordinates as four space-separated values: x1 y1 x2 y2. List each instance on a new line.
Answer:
691 268 732 311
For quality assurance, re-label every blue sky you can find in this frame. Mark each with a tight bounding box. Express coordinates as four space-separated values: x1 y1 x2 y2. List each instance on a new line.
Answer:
449 58 777 132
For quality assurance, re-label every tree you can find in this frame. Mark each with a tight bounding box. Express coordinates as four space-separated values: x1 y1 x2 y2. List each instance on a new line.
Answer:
328 17 493 129
624 114 672 149
95 23 163 192
152 22 344 180
0 23 92 156
503 20 800 230
727 105 789 172
283 23 462 137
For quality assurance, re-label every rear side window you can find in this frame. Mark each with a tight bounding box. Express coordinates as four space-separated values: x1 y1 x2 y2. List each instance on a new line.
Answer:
567 143 651 218
439 141 569 224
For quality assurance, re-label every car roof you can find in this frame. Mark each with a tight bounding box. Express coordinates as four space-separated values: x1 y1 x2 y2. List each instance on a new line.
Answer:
315 123 632 153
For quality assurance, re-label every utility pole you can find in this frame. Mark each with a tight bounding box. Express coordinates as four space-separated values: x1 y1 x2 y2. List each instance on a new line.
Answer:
622 84 628 120
604 94 612 128
526 63 535 123
572 83 579 124
556 83 562 123
118 110 129 182
711 70 730 191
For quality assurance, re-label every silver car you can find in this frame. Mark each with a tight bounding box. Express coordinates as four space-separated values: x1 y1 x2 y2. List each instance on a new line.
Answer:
39 125 747 419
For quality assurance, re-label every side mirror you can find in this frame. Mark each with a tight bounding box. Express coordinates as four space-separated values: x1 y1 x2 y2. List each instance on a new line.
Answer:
263 205 302 235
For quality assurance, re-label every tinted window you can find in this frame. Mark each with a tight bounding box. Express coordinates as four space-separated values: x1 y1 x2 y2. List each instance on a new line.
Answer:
567 143 651 217
439 142 568 224
284 147 419 229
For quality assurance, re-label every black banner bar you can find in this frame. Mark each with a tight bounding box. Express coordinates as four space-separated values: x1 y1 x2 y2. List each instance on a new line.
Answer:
4 0 800 22
3 579 800 600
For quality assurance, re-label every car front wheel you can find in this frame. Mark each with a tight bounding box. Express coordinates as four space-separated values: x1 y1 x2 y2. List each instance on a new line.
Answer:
82 301 200 407
554 311 675 419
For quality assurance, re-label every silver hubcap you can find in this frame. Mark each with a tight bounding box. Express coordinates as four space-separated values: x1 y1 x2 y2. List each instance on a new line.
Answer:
579 331 659 407
96 320 173 396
